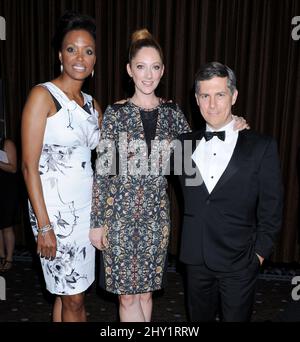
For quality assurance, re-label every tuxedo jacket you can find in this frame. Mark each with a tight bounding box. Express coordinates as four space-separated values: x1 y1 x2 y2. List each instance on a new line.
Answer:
175 128 283 272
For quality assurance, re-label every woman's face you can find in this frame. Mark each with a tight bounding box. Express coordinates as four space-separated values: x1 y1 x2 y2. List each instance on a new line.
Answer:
59 29 96 81
127 47 164 96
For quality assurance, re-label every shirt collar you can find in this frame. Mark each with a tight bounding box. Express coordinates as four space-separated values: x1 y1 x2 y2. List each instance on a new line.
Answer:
206 117 236 137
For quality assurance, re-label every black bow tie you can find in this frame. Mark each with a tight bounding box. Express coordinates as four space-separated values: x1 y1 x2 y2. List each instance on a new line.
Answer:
204 131 226 141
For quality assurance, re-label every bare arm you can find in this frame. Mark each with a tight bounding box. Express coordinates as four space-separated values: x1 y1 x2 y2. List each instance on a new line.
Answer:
0 139 17 173
21 85 57 259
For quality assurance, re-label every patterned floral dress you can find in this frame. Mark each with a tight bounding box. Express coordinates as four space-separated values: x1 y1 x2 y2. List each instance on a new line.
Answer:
29 82 100 295
91 101 190 294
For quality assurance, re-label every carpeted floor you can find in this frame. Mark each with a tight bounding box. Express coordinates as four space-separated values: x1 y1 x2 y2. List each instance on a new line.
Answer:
0 253 300 322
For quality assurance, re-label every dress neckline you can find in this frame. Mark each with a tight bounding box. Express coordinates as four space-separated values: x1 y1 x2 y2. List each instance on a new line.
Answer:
128 98 162 112
48 82 87 107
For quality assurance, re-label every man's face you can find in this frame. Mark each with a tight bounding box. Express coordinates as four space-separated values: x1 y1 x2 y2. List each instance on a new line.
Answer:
195 76 238 129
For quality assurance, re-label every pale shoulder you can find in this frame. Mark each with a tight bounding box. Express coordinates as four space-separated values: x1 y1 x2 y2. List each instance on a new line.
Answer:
114 99 128 105
161 100 181 111
105 100 130 113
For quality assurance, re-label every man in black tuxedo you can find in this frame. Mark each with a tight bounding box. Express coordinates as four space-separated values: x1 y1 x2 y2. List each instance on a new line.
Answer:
176 62 283 322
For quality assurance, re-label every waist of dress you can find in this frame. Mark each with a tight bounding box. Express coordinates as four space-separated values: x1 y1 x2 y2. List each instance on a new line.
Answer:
39 144 93 174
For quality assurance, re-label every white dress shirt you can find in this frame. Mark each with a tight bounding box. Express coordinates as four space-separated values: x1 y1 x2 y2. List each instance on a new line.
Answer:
191 119 238 193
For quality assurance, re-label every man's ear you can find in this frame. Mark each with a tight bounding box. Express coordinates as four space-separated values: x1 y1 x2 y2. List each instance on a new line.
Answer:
126 63 132 78
195 93 200 107
232 89 238 105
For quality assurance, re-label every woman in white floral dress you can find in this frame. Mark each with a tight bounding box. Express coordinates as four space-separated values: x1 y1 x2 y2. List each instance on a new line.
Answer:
21 12 101 322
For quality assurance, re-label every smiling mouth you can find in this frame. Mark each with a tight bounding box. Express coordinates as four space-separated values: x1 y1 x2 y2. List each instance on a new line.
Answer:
142 81 154 86
73 65 86 72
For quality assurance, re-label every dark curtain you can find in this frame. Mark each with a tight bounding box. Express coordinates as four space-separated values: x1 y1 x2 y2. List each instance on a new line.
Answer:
0 0 299 262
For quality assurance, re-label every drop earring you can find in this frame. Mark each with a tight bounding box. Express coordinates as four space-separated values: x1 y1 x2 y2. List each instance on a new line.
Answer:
60 64 63 73
91 70 94 78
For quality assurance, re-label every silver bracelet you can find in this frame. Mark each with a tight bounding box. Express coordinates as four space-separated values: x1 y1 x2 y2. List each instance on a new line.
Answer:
37 223 54 236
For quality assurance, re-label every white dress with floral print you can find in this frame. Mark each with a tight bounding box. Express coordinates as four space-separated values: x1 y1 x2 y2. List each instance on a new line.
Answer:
29 82 100 295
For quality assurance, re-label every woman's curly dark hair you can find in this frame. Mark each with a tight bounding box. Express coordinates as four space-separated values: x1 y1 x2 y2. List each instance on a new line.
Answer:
52 11 96 52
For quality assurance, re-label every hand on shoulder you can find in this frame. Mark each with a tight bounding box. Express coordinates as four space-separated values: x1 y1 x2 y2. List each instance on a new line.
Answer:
161 98 173 103
232 115 250 131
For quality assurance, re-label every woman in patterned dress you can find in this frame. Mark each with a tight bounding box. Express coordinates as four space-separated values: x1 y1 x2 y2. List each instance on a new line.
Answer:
21 12 101 322
90 29 190 322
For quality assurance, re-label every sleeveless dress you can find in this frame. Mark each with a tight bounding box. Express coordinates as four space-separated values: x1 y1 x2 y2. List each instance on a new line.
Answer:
28 82 100 295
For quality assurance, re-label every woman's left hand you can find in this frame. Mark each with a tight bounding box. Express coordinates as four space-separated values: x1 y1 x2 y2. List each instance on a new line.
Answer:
232 115 250 131
89 226 108 250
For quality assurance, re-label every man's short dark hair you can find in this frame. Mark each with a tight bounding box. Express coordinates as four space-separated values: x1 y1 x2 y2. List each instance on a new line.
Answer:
195 62 237 95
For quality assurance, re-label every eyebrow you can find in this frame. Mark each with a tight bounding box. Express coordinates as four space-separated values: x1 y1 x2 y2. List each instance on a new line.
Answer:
65 44 95 49
134 61 162 64
198 90 226 95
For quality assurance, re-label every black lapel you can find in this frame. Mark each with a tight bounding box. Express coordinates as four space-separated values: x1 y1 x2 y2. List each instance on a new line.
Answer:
191 129 205 167
182 129 208 192
211 131 250 194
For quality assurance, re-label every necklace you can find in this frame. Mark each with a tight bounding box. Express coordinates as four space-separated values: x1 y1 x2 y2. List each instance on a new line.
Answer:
129 98 162 111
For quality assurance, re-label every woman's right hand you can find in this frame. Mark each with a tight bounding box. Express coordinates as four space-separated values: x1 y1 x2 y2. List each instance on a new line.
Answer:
37 229 57 260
